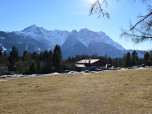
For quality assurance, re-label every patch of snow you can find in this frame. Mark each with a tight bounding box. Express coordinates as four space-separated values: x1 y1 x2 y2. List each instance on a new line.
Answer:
0 42 7 50
25 43 28 50
79 38 88 47
52 72 60 74
37 48 41 51
0 80 8 81
16 74 24 77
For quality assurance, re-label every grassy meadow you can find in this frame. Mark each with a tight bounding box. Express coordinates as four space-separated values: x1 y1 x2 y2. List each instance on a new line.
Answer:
0 68 152 114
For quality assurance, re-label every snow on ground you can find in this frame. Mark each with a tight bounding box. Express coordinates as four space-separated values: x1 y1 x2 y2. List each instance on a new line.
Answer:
16 75 24 77
52 72 60 74
68 71 78 74
0 80 8 81
83 73 88 74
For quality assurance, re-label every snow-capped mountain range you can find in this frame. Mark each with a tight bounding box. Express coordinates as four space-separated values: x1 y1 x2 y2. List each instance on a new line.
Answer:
0 24 144 59
15 25 70 49
13 24 125 50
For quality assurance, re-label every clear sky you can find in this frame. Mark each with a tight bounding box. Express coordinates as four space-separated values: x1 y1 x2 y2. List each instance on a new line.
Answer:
0 0 152 50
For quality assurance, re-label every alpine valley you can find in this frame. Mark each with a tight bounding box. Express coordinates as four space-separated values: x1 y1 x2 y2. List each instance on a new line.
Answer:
0 25 144 59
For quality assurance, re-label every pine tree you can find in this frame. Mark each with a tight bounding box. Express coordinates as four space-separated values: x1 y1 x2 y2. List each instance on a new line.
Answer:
23 50 28 61
115 58 118 67
9 46 20 65
43 50 49 62
144 52 150 61
39 51 43 61
37 60 40 73
48 50 53 62
107 56 112 66
29 61 37 74
0 49 2 56
131 50 139 66
124 52 131 67
118 60 122 67
32 52 38 60
53 45 62 68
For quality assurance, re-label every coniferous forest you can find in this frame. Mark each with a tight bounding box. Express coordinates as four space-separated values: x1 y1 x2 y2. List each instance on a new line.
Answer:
0 45 152 74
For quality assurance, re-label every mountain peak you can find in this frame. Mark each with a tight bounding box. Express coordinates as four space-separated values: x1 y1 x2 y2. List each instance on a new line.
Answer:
71 30 77 34
79 28 89 32
22 24 40 32
30 24 38 28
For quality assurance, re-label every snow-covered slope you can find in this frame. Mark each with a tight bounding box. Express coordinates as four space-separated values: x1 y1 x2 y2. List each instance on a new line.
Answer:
1 25 146 59
97 31 125 50
14 25 70 49
78 28 125 50
12 25 125 51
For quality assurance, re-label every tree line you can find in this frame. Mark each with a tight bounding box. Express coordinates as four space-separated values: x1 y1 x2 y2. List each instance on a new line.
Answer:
112 51 152 68
0 46 152 74
0 45 63 74
64 51 152 69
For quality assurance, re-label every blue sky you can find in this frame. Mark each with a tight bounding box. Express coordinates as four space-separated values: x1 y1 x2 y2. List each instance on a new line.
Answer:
0 0 152 50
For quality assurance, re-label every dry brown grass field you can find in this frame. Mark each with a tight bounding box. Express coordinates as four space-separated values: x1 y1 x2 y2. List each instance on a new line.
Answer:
0 68 152 114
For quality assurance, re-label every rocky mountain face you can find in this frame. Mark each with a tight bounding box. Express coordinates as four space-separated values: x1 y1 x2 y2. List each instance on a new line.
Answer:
0 30 50 56
0 25 144 59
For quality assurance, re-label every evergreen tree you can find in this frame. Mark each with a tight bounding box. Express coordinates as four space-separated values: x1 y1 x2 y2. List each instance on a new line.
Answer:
107 56 112 66
118 59 122 67
37 60 40 73
29 61 37 74
115 58 118 67
60 59 66 71
39 51 43 61
9 46 20 65
148 51 152 61
124 52 131 67
23 50 28 61
53 45 62 68
0 49 2 56
123 53 127 67
48 50 53 63
32 52 38 60
43 50 49 61
0 54 10 67
144 52 150 61
131 50 139 66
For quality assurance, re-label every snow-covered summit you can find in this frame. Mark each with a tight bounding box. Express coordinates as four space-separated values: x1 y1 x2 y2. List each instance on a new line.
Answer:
97 31 125 50
11 25 125 50
22 24 39 32
13 25 70 48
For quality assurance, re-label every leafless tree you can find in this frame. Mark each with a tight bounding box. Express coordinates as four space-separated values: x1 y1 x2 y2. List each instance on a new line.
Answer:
89 0 110 18
90 0 152 50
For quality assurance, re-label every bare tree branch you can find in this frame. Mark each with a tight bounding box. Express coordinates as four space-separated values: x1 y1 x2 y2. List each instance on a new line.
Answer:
130 12 152 30
90 0 152 47
89 0 110 19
